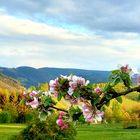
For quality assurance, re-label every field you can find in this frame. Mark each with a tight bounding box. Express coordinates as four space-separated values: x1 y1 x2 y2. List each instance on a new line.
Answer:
0 124 140 140
76 124 140 140
0 124 25 140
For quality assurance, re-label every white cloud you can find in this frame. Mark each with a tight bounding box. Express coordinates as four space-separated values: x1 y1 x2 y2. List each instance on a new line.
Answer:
0 13 89 41
1 0 140 33
0 12 140 70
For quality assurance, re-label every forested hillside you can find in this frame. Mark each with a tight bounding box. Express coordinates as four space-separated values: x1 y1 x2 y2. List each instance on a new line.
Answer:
0 73 25 91
0 66 110 87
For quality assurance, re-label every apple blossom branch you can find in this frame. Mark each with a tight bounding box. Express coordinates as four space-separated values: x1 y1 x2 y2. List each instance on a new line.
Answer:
96 86 140 110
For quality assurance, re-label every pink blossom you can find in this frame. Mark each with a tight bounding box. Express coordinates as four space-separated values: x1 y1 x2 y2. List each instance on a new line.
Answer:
49 79 59 88
120 64 131 74
121 64 129 70
70 98 79 105
53 91 59 97
82 103 92 111
95 110 104 122
71 76 88 86
68 87 74 96
86 113 93 119
28 97 39 108
96 110 104 117
29 90 38 97
56 112 68 130
59 112 65 119
49 79 60 97
72 76 79 82
59 112 65 116
56 119 64 127
68 76 89 96
95 87 102 95
22 91 27 97
60 123 68 130
86 117 93 123
81 103 94 123
77 77 86 85
69 81 77 90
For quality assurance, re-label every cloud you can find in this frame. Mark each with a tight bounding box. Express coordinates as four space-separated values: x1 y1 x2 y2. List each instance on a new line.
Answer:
0 2 140 70
1 0 140 33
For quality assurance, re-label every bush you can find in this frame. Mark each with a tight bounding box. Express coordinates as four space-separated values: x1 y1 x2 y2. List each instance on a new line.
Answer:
123 112 140 129
105 100 124 123
3 103 18 123
15 113 77 140
16 111 38 123
126 92 140 101
0 91 8 109
25 111 38 123
0 111 11 123
15 104 38 123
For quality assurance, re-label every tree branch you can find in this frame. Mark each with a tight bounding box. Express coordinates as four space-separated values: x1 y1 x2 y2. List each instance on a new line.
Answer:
49 106 68 113
96 86 140 110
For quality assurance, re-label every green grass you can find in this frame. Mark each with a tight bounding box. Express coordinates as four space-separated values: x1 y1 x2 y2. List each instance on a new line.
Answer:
0 123 140 140
76 124 140 140
0 124 25 140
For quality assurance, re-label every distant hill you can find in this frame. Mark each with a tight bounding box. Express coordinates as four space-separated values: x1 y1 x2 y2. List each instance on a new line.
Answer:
0 73 25 91
0 66 110 87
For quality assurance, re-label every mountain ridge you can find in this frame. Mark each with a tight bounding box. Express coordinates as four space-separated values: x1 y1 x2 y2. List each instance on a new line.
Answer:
0 66 111 87
0 73 25 91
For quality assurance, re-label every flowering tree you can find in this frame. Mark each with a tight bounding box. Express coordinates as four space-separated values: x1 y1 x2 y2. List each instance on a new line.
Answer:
21 65 140 124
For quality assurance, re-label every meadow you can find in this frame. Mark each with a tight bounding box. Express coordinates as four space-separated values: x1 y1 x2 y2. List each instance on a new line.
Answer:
0 123 140 140
76 124 140 140
0 74 140 140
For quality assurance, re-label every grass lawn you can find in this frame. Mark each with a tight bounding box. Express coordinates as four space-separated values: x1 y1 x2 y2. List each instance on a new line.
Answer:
0 124 26 140
0 123 140 140
76 124 140 140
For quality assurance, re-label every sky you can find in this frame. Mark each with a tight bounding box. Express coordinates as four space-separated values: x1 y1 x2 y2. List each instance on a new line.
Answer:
0 0 140 71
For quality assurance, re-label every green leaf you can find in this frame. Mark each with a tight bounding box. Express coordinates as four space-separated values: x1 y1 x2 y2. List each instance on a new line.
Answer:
112 77 121 86
91 97 100 106
19 99 25 105
40 112 48 120
111 70 120 75
116 96 122 103
57 93 62 101
28 86 36 92
109 70 120 81
105 101 110 107
43 97 53 107
106 94 113 100
73 91 80 98
103 83 111 92
60 91 67 96
60 78 68 85
121 74 132 87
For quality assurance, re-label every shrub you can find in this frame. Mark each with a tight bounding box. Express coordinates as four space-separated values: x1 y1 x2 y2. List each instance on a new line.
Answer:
3 103 18 123
8 91 17 103
105 100 124 123
104 107 113 123
112 100 124 122
16 111 38 123
0 111 11 123
16 104 37 123
126 92 140 101
0 90 8 109
15 113 77 140
123 112 140 129
25 111 38 123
